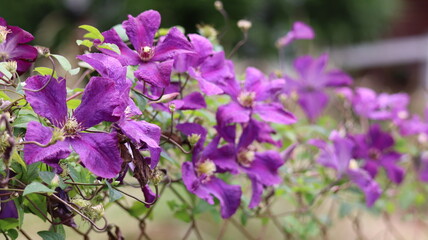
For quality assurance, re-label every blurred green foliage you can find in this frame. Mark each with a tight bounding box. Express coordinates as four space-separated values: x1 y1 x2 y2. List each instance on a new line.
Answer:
0 0 401 56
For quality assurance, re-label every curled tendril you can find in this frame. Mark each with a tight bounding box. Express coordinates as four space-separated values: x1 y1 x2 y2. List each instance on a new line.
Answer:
23 55 57 92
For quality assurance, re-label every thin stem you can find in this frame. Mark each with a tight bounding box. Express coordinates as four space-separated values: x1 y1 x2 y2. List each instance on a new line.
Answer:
23 56 56 92
133 87 165 101
66 91 83 101
229 218 256 240
160 133 192 154
228 31 248 58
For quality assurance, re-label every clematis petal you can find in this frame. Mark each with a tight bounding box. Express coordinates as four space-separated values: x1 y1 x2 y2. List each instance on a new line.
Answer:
210 144 240 174
25 76 67 127
203 177 242 219
297 89 329 121
254 103 296 125
101 29 140 66
23 121 71 166
248 176 264 209
188 67 224 95
176 123 207 156
380 153 404 184
69 132 122 178
216 102 250 125
77 53 126 86
134 60 173 88
151 27 193 62
347 169 382 207
171 92 207 110
74 77 121 129
142 185 157 207
123 10 160 51
0 195 18 219
182 162 215 204
244 151 284 186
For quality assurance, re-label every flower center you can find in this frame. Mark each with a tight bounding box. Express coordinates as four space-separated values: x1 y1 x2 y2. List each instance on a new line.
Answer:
368 148 381 160
3 61 17 74
196 160 216 178
237 149 255 167
0 26 11 44
139 46 154 61
62 117 81 137
237 91 256 108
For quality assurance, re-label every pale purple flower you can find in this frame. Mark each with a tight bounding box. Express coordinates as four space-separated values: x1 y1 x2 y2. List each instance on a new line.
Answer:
309 132 381 207
285 54 352 121
99 10 193 88
352 87 409 123
276 21 315 48
217 67 296 126
24 75 123 178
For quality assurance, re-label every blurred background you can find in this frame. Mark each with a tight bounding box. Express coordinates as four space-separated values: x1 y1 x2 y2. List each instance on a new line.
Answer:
3 0 428 239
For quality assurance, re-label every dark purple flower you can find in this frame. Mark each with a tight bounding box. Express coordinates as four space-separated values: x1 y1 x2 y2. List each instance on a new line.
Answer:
309 132 381 207
78 53 162 166
285 54 352 121
99 10 193 88
24 75 123 178
177 123 241 218
352 124 404 184
276 21 314 48
0 193 18 219
211 121 285 208
0 17 37 75
217 67 296 126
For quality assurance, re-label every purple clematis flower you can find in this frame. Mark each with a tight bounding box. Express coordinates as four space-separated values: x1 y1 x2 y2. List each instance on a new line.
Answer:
351 87 409 123
217 67 296 126
212 120 285 208
78 53 162 167
352 124 404 184
99 10 193 88
285 54 352 121
174 34 235 96
178 123 241 218
0 17 37 75
0 193 18 219
309 132 381 207
24 75 123 178
276 21 315 48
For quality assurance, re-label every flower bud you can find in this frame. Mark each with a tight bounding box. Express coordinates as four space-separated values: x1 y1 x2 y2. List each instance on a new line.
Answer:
197 24 218 40
169 103 176 112
50 174 60 188
237 20 252 32
35 46 50 57
214 1 223 11
4 61 17 74
89 204 104 221
71 198 90 209
150 168 165 185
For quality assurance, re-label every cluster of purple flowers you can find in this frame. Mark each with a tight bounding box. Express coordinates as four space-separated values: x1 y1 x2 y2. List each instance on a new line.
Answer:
1 8 425 224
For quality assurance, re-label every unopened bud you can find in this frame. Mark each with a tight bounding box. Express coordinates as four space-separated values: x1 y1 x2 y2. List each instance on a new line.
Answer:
71 198 90 208
89 204 104 221
237 20 252 32
188 133 201 146
4 61 17 74
50 174 60 188
197 24 218 40
169 103 176 112
35 46 50 57
214 1 223 11
151 168 165 185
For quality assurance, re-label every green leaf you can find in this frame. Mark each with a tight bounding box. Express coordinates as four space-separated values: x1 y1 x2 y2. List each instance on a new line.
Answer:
23 182 55 196
13 113 38 128
66 99 81 110
7 229 18 239
38 231 65 240
34 67 58 78
12 151 26 170
0 90 11 101
128 201 148 218
69 67 80 76
39 171 66 189
76 39 94 49
51 54 72 72
79 25 104 41
112 24 128 41
0 218 19 231
106 181 122 202
174 208 191 223
97 43 120 54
